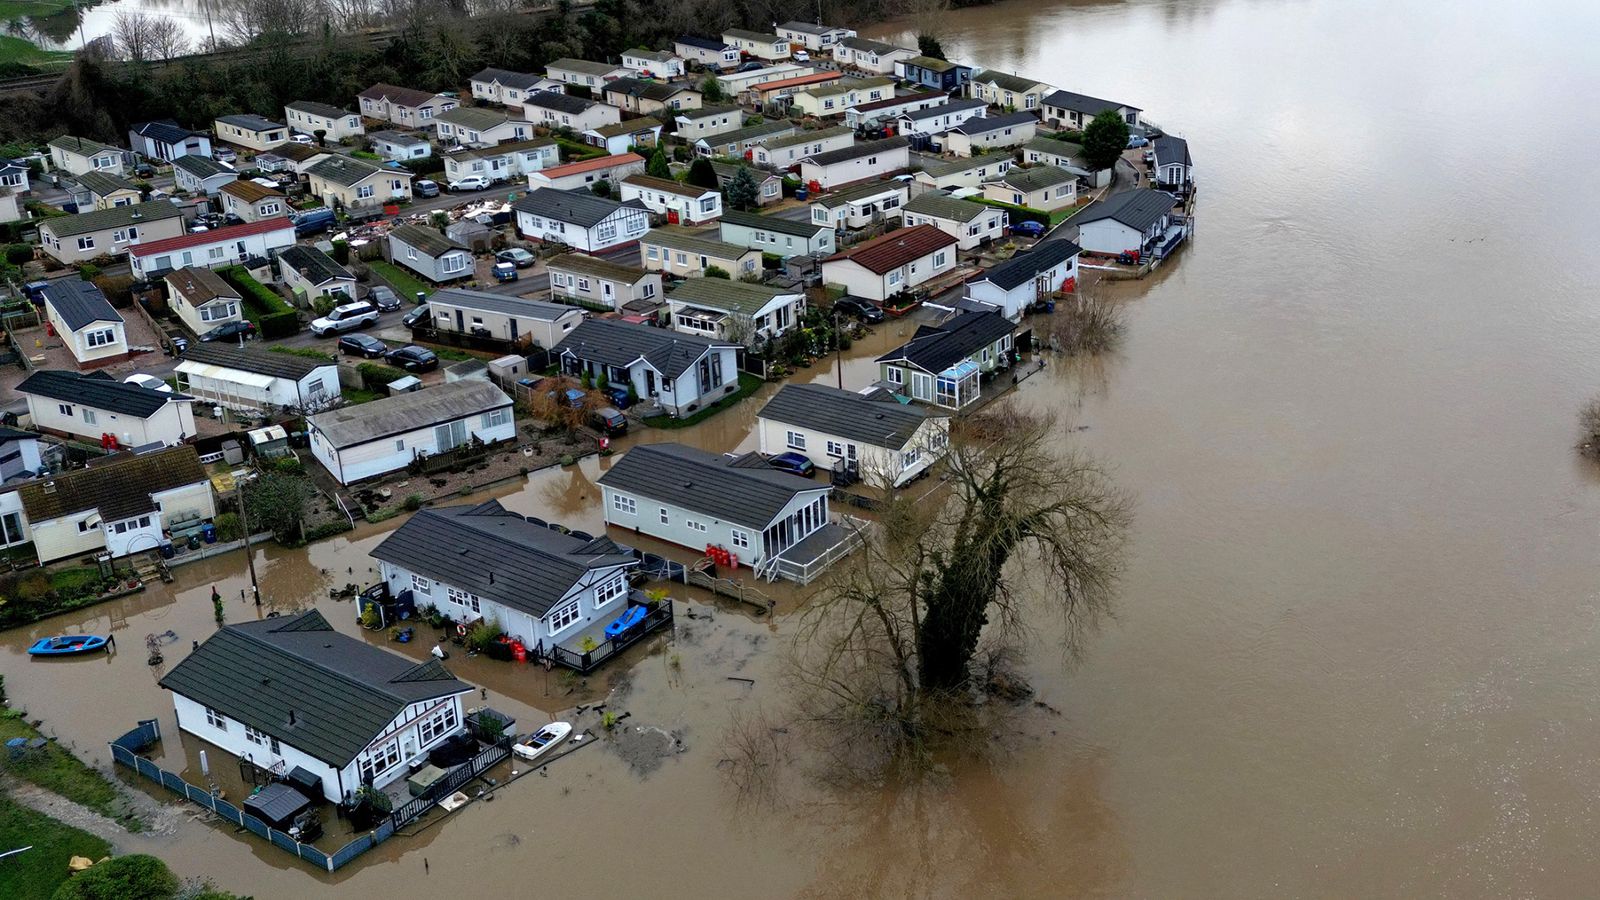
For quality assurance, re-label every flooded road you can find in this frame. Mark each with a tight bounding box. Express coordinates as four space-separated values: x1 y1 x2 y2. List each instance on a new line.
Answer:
10 0 1600 895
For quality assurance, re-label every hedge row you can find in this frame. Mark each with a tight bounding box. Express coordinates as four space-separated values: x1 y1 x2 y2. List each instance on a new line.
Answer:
974 198 1052 228
219 265 300 339
357 361 409 391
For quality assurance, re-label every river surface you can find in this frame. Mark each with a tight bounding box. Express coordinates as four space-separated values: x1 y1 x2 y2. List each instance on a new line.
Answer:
9 0 1600 895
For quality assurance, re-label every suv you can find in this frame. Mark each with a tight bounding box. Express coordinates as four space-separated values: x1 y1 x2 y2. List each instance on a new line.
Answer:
310 301 380 336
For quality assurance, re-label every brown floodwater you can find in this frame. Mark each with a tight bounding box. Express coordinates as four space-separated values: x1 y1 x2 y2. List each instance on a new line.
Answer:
9 0 1600 894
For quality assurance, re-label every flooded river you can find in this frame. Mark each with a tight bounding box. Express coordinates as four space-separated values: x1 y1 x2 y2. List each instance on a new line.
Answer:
10 0 1600 895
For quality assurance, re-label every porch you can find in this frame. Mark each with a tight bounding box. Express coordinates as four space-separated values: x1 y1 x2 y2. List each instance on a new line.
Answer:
1152 215 1192 259
755 516 869 584
530 590 674 674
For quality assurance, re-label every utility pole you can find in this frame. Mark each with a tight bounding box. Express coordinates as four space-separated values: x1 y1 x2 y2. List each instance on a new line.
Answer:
236 476 260 605
834 308 843 389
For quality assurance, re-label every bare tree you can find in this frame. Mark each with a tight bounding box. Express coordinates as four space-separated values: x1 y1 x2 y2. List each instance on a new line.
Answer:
147 17 191 61
901 0 952 42
111 10 157 61
1045 284 1125 356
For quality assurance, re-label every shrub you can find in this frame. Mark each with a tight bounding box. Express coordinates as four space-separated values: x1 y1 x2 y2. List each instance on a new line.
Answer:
356 361 408 391
331 240 350 264
403 493 423 511
4 243 31 264
213 512 243 541
274 456 306 476
466 617 501 652
219 266 299 339
77 262 101 281
704 265 730 279
975 198 1051 228
51 853 179 900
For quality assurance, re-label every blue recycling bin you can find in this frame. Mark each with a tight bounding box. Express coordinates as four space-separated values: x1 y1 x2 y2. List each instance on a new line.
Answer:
158 541 175 559
201 523 217 544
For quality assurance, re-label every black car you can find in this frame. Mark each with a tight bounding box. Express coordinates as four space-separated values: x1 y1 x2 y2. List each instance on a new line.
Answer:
338 333 387 358
385 344 438 372
834 296 885 323
402 305 430 328
133 163 156 178
199 320 257 342
367 285 402 312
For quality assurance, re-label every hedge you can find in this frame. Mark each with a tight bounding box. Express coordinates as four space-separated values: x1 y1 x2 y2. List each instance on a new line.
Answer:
219 265 300 339
974 198 1052 228
357 361 409 391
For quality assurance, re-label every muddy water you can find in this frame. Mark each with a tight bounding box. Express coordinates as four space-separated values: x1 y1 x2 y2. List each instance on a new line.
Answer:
9 0 1600 894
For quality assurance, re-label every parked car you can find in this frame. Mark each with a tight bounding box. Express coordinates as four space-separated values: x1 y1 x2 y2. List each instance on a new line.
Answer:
1010 220 1046 238
1126 133 1149 149
165 333 189 355
133 163 156 178
414 179 440 198
213 147 237 164
402 305 431 328
737 60 764 72
288 133 314 145
492 262 518 282
122 373 172 393
792 49 810 63
292 207 336 237
367 285 402 312
495 247 535 268
337 333 387 357
385 345 438 372
199 320 257 342
767 451 816 478
448 174 490 192
591 406 628 436
310 300 380 336
833 296 884 323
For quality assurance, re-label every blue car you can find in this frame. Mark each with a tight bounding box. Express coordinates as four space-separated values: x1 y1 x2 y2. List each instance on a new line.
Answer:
1126 133 1149 149
768 452 816 478
1010 221 1046 238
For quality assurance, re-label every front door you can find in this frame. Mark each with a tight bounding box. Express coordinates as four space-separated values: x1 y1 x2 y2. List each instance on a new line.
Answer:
846 443 858 474
402 734 418 760
455 310 464 331
645 370 656 395
602 282 614 304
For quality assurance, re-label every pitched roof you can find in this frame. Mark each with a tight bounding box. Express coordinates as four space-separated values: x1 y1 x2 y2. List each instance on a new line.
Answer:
709 160 776 184
180 342 333 380
368 130 430 147
668 278 792 315
49 135 118 157
128 217 293 259
172 155 233 179
762 125 853 151
215 114 285 133
306 154 387 187
804 76 895 99
72 171 137 197
901 98 987 122
40 279 120 331
545 252 652 283
286 100 356 119
950 111 1038 135
130 120 198 144
159 610 473 768
588 119 663 139
878 310 1015 374
17 370 188 418
972 70 1052 93
604 77 695 102
1041 89 1140 115
811 178 907 209
450 136 557 160
752 72 842 94
720 209 827 239
1071 188 1175 232
513 186 637 228
967 240 1081 290
621 173 713 199
901 55 963 73
1022 136 1085 159
850 91 940 113
359 83 443 108
428 287 576 321
824 224 955 273
218 179 285 202
677 104 742 122
802 135 907 167
624 48 680 63
308 380 511 449
372 500 636 618
778 20 841 35
389 223 467 258
642 225 755 260
1152 134 1191 168
697 120 794 147
164 266 238 306
471 67 542 90
913 151 1012 178
676 35 730 52
278 245 352 286
903 191 988 222
839 36 909 55
19 445 205 522
552 318 732 379
1000 164 1073 192
435 106 511 130
597 442 826 530
547 57 624 77
39 199 182 238
758 382 936 448
724 28 783 42
530 152 643 182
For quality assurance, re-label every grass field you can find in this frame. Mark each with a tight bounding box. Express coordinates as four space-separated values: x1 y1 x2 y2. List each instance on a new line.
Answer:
0 709 144 832
0 34 73 68
0 793 112 900
368 259 432 301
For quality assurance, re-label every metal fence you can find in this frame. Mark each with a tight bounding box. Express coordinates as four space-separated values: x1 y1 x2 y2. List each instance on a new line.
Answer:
532 600 674 674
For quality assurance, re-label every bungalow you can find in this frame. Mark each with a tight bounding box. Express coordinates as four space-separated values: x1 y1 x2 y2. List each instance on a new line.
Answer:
522 91 622 132
434 107 532 149
284 101 365 142
552 318 739 416
213 115 288 153
894 56 973 92
1151 134 1194 192
546 254 661 311
809 179 908 231
424 288 582 348
513 187 650 252
127 120 211 162
798 135 910 189
640 226 762 278
746 72 843 107
621 48 686 78
545 58 630 88
18 370 196 447
40 280 127 367
752 125 853 169
619 174 722 224
710 160 782 206
470 67 564 106
165 266 243 336
834 36 916 75
367 130 432 162
388 224 472 283
722 28 790 62
968 71 1055 112
597 442 834 579
160 610 474 805
757 382 950 487
603 78 702 115
714 64 809 96
674 105 744 141
719 209 835 259
821 223 959 301
171 155 238 196
66 172 140 211
526 152 648 193
897 98 987 142
357 84 457 128
441 139 558 186
984 164 1077 212
694 120 796 158
902 191 1005 250
666 279 804 345
177 342 342 414
36 200 185 266
673 35 740 71
0 424 42 488
844 90 942 129
876 310 1016 410
1072 188 1187 258
791 76 894 118
277 245 356 302
20 445 213 564
128 218 295 280
963 239 1081 319
943 110 1039 156
0 156 29 195
1040 89 1142 130
217 179 288 223
583 120 663 156
48 136 124 176
308 380 515 484
911 151 1013 190
0 188 19 225
1021 136 1106 186
777 21 856 52
373 500 640 657
305 155 413 211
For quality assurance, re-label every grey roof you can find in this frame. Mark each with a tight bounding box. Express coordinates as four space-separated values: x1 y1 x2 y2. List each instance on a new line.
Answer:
451 137 556 160
812 178 907 209
1022 136 1085 159
913 151 1012 178
597 442 827 530
286 100 356 119
552 318 732 380
172 154 232 179
778 21 841 35
1042 89 1140 115
1152 134 1191 168
676 35 730 52
901 98 987 123
802 135 907 166
216 114 285 133
720 209 827 239
49 135 118 157
668 279 791 315
436 106 511 130
724 28 782 43
429 287 577 321
1071 188 1175 232
624 48 679 63
306 155 385 187
182 343 334 380
900 55 965 74
678 104 742 122
546 253 651 283
308 380 511 449
130 120 198 144
368 130 430 147
372 500 636 618
72 171 137 197
698 120 794 148
804 77 895 99
389 223 467 258
967 240 1081 290
513 187 636 228
709 160 776 184
40 279 120 331
605 78 694 103
1001 164 1074 192
41 199 183 238
547 57 624 77
972 71 1052 92
159 610 473 768
278 245 352 286
838 36 905 55
949 111 1038 135
878 310 1015 374
589 119 662 139
643 225 755 260
359 83 444 108
471 67 546 91
758 382 936 448
18 370 187 418
762 126 853 151
903 191 988 222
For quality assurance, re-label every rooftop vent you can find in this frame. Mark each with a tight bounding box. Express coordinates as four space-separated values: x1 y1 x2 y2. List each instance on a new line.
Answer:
42 480 55 494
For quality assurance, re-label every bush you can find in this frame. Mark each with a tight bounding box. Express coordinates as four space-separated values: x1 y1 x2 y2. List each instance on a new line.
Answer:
465 617 501 652
214 512 243 542
219 266 299 339
274 456 306 476
403 493 423 511
975 198 1051 228
331 239 350 265
77 263 100 281
51 853 179 900
356 361 408 391
704 265 730 279
4 243 31 264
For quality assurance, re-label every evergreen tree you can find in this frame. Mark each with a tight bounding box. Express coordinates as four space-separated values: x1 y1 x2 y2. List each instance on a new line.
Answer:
725 165 760 210
1081 109 1132 172
646 147 672 179
686 157 719 189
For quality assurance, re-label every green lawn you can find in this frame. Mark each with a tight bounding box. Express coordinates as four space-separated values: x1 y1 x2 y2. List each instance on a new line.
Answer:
268 345 335 361
47 567 98 598
643 373 761 429
0 35 73 68
0 709 144 832
0 794 112 900
368 260 432 301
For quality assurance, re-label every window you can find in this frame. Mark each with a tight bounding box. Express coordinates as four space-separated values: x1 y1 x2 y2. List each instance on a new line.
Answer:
612 493 637 515
641 281 655 299
548 599 581 633
826 440 844 456
577 277 590 291
86 329 116 347
786 431 806 450
360 740 402 782
659 507 669 525
447 586 481 614
685 519 707 533
411 573 432 595
594 575 626 608
647 246 659 260
205 706 228 731
395 439 405 451
357 185 375 199
138 515 150 528
888 270 901 286
886 366 903 385
731 529 750 550
244 724 273 748
208 246 225 261
419 705 458 744
482 408 509 428
699 197 716 213
76 236 95 251
933 251 947 268
434 419 467 451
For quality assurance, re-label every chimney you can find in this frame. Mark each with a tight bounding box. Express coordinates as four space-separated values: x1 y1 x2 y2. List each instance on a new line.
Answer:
288 709 297 727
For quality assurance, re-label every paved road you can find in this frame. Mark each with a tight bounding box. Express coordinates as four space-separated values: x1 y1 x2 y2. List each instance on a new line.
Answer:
1043 155 1140 244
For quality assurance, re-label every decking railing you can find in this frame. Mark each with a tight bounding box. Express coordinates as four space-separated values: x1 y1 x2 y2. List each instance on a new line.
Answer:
387 736 512 830
532 599 674 674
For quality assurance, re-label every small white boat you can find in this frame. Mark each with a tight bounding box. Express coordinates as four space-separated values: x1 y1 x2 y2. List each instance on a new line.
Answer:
512 722 572 762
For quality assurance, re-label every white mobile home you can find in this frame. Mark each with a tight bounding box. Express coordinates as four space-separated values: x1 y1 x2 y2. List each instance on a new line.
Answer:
176 342 342 414
39 279 129 367
798 135 909 189
553 319 739 417
18 445 214 563
426 287 584 349
17 370 196 448
619 174 722 225
639 226 763 278
513 187 650 253
819 223 959 302
307 381 516 485
719 209 834 259
809 180 908 232
962 239 1081 320
902 192 1006 250
757 382 950 487
666 278 804 345
165 266 244 336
